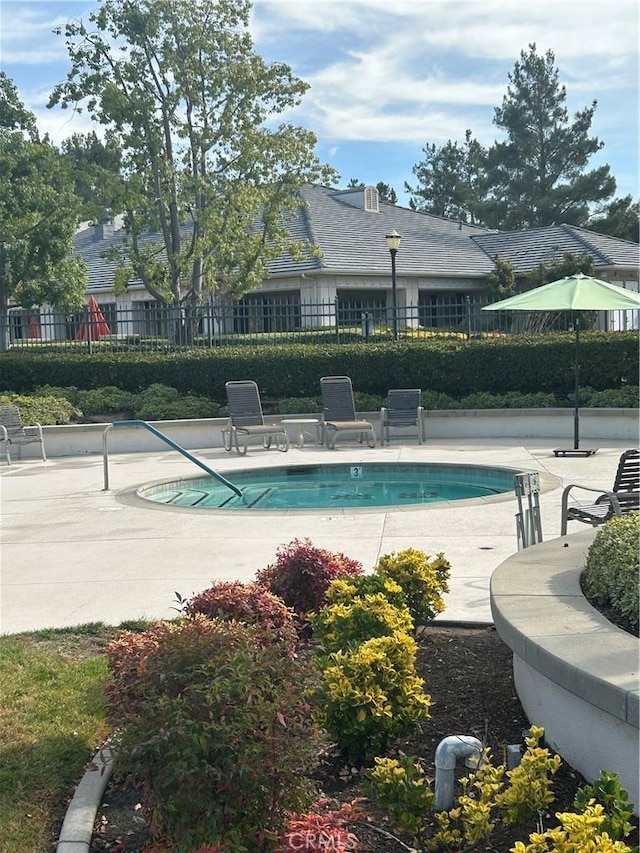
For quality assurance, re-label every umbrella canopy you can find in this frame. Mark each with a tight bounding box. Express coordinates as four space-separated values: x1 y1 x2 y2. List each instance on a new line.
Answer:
482 273 640 312
76 296 111 340
27 316 41 339
482 274 640 457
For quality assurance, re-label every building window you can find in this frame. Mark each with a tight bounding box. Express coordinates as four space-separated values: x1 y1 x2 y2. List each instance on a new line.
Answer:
418 293 468 328
234 293 301 334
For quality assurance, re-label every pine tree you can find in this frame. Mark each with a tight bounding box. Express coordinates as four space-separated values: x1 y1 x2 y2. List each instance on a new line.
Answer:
482 44 616 229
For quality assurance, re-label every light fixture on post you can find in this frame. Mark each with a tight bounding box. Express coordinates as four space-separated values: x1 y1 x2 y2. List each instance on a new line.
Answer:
385 229 401 340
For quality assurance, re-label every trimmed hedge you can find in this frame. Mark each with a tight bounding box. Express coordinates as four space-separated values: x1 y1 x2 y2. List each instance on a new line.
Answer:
0 333 637 401
583 512 639 630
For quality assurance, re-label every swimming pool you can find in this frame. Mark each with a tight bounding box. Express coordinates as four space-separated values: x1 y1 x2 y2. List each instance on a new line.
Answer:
136 462 519 511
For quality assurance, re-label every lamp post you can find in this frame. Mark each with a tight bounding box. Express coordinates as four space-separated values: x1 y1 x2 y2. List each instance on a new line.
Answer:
385 229 401 340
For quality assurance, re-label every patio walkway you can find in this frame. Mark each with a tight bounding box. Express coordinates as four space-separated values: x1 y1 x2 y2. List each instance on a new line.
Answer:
0 438 632 634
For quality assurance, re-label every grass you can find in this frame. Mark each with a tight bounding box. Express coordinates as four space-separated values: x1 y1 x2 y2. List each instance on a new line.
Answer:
0 622 130 853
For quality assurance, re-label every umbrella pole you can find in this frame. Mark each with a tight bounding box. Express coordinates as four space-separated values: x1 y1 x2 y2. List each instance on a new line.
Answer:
553 317 598 457
573 319 580 449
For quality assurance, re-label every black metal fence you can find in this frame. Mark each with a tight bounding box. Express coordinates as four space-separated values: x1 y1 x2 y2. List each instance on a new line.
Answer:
2 294 636 353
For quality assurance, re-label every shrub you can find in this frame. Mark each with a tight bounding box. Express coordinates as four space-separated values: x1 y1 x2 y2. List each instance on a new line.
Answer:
106 616 323 851
276 799 366 852
179 581 294 633
583 512 639 629
431 727 562 850
314 632 431 762
512 803 634 852
134 383 220 420
33 384 81 405
580 385 640 408
0 392 80 425
75 386 137 415
353 391 384 411
311 593 414 652
573 771 635 842
364 755 434 839
274 397 321 415
255 538 363 617
375 548 451 628
325 574 407 611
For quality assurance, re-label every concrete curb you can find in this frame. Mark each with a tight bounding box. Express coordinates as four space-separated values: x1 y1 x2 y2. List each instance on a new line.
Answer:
56 744 113 853
491 531 639 813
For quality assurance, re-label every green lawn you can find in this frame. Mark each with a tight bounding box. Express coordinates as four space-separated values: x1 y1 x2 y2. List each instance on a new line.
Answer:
0 625 112 853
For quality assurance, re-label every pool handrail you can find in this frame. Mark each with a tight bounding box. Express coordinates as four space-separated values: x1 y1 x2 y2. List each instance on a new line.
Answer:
102 419 246 502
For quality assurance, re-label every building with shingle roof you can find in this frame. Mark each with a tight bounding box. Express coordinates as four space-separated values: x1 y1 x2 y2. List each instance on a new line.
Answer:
472 224 639 277
18 183 634 342
75 184 638 305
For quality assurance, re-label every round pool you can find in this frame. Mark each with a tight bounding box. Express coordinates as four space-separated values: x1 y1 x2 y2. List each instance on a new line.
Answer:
135 462 519 511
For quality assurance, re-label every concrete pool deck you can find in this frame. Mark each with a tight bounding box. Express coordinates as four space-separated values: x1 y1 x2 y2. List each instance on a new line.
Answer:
0 437 634 635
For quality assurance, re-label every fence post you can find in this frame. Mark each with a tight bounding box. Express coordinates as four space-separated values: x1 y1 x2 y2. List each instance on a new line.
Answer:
465 295 471 340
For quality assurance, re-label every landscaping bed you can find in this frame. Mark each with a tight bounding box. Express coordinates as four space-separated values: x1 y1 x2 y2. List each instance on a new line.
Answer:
88 625 621 853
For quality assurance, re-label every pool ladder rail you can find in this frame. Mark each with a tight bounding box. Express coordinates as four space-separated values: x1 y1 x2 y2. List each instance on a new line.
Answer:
101 419 247 504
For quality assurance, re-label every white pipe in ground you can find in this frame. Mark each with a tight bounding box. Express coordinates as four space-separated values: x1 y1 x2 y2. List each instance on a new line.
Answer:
434 735 483 811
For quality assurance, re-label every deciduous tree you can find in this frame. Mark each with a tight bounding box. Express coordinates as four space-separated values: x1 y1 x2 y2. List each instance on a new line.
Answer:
60 130 125 224
0 74 86 350
49 0 335 332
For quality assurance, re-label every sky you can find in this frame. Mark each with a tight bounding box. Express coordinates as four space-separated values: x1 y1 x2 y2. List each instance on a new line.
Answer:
1 0 638 209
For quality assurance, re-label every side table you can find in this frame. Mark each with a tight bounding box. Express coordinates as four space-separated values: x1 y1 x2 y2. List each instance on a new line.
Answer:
281 418 321 448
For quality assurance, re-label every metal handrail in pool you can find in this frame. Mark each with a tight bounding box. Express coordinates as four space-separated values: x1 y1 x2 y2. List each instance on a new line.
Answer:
101 420 246 502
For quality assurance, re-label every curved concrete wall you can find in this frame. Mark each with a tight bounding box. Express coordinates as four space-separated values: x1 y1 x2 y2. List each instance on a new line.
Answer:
491 531 639 814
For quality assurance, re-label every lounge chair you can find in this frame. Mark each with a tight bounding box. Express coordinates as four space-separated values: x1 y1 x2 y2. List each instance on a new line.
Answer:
222 380 289 455
0 405 47 465
380 389 424 445
560 448 639 535
320 376 376 450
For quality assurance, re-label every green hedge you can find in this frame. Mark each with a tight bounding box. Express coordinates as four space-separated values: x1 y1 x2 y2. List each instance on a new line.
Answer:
0 332 637 401
584 512 639 630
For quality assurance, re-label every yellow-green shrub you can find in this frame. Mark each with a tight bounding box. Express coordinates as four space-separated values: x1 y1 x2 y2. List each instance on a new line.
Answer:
430 728 562 850
325 575 407 610
311 593 414 652
511 803 634 852
0 393 80 424
365 755 434 839
375 548 451 628
314 633 431 762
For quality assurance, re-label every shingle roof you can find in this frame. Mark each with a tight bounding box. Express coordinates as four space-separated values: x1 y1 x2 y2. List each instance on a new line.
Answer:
267 184 494 278
74 187 638 291
472 224 640 273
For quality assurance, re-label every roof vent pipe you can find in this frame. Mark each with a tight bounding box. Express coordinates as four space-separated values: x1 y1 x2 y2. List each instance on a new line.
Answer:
434 735 483 811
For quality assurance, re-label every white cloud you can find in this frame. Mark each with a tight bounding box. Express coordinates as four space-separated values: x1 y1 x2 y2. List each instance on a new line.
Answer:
250 0 638 153
1 0 636 194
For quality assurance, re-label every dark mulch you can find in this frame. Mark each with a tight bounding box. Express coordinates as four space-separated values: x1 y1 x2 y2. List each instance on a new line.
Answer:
88 624 639 852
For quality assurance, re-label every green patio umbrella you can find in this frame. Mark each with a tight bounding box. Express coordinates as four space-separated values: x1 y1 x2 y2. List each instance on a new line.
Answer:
482 273 640 456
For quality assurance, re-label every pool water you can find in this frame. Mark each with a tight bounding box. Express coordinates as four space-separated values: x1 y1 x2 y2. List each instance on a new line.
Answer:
137 462 517 510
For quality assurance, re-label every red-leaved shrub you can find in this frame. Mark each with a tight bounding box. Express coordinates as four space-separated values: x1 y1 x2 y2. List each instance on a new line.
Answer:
182 580 294 632
106 616 323 849
256 538 363 616
276 798 367 852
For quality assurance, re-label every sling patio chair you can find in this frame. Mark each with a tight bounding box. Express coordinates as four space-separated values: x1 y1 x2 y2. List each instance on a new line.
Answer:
380 388 425 445
319 376 376 450
0 404 47 465
222 380 289 455
560 448 639 535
